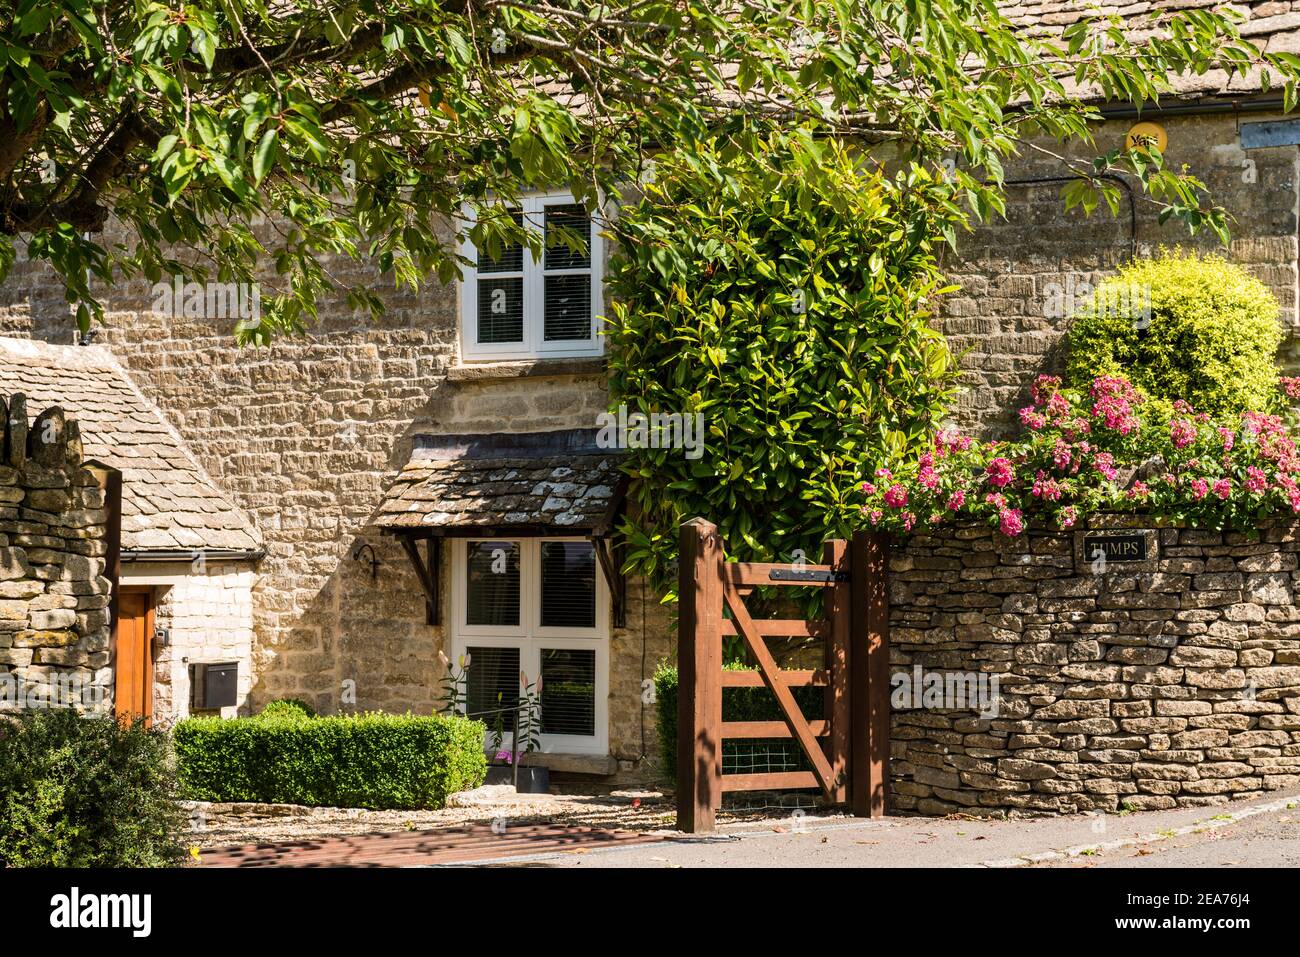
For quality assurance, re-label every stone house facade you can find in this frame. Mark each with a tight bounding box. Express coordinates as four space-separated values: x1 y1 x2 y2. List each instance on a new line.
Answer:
0 2 1297 785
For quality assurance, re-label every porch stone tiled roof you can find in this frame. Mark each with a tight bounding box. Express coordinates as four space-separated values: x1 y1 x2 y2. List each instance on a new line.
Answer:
376 429 623 533
0 337 262 555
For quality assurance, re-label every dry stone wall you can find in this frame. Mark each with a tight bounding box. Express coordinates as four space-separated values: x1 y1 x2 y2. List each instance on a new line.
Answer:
889 519 1300 816
0 395 113 713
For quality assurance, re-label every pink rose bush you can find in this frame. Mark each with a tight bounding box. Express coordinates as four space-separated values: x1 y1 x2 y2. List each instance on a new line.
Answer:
859 373 1300 535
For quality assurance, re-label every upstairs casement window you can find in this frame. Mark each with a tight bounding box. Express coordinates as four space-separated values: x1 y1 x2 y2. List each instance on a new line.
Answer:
460 194 603 361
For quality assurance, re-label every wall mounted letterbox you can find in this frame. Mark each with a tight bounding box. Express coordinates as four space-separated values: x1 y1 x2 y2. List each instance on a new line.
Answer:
190 662 238 710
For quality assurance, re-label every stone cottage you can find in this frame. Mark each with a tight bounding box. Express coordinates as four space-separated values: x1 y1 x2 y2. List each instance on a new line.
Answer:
0 338 261 722
0 1 1298 782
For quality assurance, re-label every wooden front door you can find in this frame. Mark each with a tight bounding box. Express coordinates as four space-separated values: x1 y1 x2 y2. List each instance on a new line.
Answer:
114 588 154 724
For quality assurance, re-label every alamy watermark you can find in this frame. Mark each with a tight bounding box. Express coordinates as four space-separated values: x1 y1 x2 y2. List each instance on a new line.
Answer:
596 405 705 460
0 673 107 712
1044 275 1152 329
891 665 1001 718
151 275 261 329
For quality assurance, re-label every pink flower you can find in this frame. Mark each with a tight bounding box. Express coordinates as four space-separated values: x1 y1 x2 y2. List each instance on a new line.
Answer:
868 509 883 526
1126 480 1149 499
999 508 1024 537
1246 467 1268 493
1190 478 1209 500
1217 428 1235 452
946 490 966 511
1089 376 1142 435
917 466 940 490
1059 505 1078 529
1093 452 1119 482
1031 375 1062 407
984 492 1007 508
1019 406 1047 430
1052 438 1072 471
1281 376 1300 399
1032 470 1063 502
901 512 916 531
861 482 876 495
1213 478 1232 500
1170 418 1197 450
875 467 893 479
918 452 934 468
1045 392 1070 420
986 457 1015 488
884 484 909 508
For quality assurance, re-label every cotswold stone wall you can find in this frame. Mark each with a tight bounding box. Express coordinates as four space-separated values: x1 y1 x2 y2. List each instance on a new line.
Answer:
0 396 112 712
889 520 1300 816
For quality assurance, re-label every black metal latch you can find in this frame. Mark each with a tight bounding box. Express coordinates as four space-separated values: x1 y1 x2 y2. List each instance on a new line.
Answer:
768 568 850 583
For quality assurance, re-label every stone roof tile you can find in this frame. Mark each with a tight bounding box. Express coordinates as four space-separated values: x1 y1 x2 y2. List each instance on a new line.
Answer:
0 337 262 555
376 430 624 533
1001 1 1294 99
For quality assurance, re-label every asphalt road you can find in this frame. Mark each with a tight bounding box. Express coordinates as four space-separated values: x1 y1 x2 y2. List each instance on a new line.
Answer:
472 788 1300 868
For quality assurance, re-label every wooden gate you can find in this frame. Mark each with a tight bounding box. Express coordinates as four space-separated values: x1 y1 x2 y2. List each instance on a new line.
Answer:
676 517 889 833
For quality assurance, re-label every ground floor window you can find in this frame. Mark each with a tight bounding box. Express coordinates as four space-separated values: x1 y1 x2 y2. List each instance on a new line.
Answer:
450 537 608 755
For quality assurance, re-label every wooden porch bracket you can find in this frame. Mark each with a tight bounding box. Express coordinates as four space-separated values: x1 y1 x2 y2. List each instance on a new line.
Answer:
397 533 441 625
593 535 626 629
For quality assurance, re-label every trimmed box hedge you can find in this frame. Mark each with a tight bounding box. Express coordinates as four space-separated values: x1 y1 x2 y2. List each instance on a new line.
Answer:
174 711 487 810
653 662 824 785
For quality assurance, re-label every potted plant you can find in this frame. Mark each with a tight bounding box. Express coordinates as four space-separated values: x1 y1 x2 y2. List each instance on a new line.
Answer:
510 671 549 794
436 652 549 792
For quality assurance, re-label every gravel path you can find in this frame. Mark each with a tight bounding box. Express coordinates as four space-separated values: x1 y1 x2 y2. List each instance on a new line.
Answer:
186 788 829 849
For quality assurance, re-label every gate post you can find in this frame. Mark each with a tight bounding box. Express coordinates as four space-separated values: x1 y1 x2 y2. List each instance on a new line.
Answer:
823 539 850 803
677 517 724 833
850 530 890 818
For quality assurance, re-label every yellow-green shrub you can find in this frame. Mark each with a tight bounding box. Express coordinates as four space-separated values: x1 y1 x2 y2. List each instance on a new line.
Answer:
1065 250 1281 415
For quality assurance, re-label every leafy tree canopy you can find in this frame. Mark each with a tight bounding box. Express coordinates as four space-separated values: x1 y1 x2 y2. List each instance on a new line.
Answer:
1 1 1296 340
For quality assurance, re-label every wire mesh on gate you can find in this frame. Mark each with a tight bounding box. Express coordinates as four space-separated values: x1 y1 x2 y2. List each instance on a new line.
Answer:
719 738 823 814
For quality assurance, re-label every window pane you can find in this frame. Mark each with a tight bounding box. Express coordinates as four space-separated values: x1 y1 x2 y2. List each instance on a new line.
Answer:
544 203 591 270
541 648 596 736
540 541 596 628
477 277 524 344
477 210 524 273
543 274 591 342
466 542 520 626
466 645 519 734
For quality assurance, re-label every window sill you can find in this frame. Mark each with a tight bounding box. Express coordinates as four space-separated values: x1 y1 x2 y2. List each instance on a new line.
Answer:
512 752 618 776
448 356 607 383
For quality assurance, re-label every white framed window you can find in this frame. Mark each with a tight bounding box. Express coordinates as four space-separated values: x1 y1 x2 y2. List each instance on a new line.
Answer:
459 193 604 361
449 537 609 755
